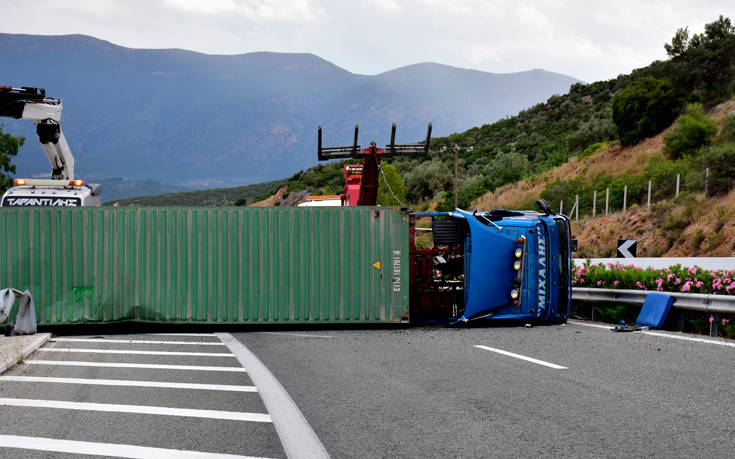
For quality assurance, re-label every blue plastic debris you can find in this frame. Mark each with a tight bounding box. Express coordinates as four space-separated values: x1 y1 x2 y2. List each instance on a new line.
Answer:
636 292 675 328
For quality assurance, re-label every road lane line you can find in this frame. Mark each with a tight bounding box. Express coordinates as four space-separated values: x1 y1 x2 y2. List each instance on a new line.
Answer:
25 360 247 372
50 338 226 346
474 345 568 369
569 320 735 348
217 332 329 459
0 398 272 423
147 333 218 337
259 332 334 339
0 376 258 392
0 434 271 459
39 348 235 357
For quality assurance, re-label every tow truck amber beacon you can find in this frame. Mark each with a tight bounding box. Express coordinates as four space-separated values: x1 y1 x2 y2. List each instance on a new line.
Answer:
0 85 101 206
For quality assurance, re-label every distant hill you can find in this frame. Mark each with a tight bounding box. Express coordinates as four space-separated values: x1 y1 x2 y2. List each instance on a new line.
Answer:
97 178 192 202
108 179 285 206
0 33 580 188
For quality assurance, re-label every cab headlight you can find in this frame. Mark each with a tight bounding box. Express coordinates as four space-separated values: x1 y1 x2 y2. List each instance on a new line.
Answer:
513 260 522 270
510 289 519 299
514 248 523 258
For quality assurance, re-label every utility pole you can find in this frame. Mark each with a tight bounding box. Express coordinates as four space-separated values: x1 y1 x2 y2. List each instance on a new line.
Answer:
441 145 473 209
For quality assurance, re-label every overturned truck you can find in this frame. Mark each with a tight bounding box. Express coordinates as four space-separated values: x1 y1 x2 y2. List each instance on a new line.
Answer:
0 204 570 326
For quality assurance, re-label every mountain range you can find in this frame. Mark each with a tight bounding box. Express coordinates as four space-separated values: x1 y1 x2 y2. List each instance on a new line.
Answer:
0 33 580 190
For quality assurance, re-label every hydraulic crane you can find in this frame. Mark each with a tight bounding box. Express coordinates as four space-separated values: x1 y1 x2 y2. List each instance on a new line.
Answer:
0 85 101 206
317 123 432 206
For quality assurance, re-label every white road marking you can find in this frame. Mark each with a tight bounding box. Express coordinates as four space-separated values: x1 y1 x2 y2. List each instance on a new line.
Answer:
0 376 257 392
147 333 218 337
217 333 329 459
259 332 334 339
50 338 226 346
0 398 272 423
0 434 271 459
25 360 247 372
569 320 735 348
39 348 235 357
474 345 568 369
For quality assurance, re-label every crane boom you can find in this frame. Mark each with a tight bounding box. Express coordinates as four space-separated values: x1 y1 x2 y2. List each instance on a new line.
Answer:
317 123 432 206
0 86 75 180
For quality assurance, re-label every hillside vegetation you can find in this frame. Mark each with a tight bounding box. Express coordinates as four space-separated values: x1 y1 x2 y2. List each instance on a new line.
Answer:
109 16 735 258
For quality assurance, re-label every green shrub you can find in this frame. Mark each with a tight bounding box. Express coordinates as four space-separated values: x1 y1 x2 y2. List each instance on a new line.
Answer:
664 103 718 159
718 114 735 143
579 142 607 159
612 77 683 145
702 142 735 196
403 159 453 203
377 163 407 206
566 116 616 152
484 150 530 188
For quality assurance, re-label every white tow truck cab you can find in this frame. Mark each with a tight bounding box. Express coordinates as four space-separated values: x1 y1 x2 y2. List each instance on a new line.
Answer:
1 179 101 207
0 85 101 207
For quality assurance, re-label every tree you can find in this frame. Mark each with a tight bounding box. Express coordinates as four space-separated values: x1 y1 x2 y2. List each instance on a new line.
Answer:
665 27 689 57
611 77 682 145
485 150 530 187
377 163 407 206
0 126 24 193
664 103 718 159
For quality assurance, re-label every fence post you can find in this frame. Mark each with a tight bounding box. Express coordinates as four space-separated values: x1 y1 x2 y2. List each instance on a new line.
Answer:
575 195 579 221
593 190 597 217
676 174 680 197
647 180 651 209
623 185 627 213
710 314 719 337
605 187 609 215
705 168 709 195
560 200 563 215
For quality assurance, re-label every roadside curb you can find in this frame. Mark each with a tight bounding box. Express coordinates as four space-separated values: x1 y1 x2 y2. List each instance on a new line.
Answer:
0 333 51 375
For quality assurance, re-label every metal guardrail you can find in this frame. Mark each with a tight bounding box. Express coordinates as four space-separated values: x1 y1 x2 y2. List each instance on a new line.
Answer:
573 287 735 336
573 288 735 314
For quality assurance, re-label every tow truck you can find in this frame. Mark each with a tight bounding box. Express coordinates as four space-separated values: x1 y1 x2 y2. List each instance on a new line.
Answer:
0 85 101 207
318 124 572 324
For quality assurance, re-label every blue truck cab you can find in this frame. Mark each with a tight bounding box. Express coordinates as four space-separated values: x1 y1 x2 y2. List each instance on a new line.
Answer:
409 201 572 325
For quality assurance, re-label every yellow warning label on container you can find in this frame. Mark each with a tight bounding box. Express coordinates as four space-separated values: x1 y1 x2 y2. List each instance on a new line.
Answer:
371 260 381 271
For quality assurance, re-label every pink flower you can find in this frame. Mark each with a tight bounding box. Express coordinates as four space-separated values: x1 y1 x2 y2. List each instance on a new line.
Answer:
596 280 603 286
722 318 730 326
667 273 674 281
709 316 715 323
695 281 703 288
681 281 692 292
675 278 681 285
614 280 620 287
689 267 698 275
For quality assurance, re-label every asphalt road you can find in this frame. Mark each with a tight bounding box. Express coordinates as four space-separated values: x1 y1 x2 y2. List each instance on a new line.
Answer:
0 323 734 458
234 322 735 458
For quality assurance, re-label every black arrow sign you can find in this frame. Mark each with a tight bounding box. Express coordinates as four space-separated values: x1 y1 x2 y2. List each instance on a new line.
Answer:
617 240 637 258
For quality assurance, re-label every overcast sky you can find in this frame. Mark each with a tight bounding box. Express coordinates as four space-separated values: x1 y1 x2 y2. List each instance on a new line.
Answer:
1 1 730 82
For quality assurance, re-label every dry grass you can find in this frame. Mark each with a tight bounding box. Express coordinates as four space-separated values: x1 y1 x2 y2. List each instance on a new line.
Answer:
472 96 735 258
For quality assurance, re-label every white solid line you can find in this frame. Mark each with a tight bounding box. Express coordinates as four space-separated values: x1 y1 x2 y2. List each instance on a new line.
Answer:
0 376 258 392
39 348 235 357
259 332 334 339
147 333 218 337
474 345 568 369
25 360 247 372
0 434 271 459
50 338 226 346
0 398 272 423
568 320 735 348
217 333 329 459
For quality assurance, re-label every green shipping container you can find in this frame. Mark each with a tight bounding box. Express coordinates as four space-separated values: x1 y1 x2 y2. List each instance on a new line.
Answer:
0 207 409 325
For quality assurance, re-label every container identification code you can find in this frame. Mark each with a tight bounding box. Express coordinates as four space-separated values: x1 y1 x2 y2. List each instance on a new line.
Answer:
392 250 401 292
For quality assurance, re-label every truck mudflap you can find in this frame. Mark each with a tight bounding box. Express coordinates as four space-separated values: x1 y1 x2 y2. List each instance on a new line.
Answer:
452 210 525 322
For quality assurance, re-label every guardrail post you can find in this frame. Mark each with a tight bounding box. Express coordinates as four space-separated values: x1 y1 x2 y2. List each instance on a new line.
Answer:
710 314 719 337
676 174 680 197
605 188 609 215
623 186 627 213
676 310 685 331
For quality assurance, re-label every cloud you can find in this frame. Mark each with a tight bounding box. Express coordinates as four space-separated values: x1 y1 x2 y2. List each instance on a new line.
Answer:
163 0 321 22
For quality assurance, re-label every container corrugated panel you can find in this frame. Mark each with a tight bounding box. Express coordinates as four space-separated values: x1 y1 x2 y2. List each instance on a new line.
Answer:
0 207 409 325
